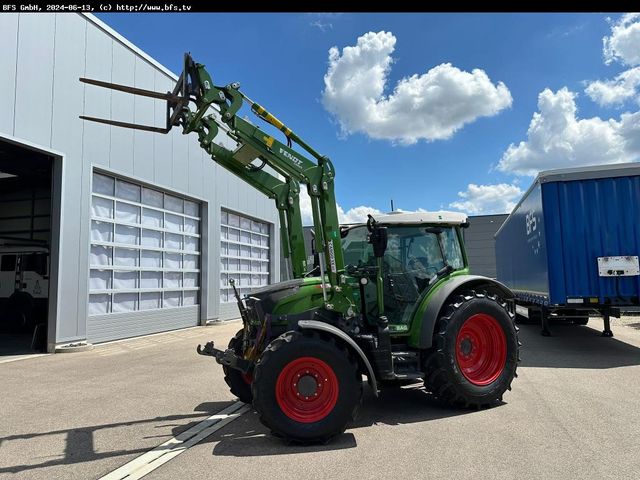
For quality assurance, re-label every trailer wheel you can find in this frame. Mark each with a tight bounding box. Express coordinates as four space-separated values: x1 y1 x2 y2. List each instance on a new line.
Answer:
424 291 519 408
252 330 362 444
222 329 253 404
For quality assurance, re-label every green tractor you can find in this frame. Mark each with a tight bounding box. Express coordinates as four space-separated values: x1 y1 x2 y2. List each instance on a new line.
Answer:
81 54 520 444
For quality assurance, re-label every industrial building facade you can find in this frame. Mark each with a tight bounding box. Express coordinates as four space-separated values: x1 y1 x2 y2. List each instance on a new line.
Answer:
0 13 280 352
462 214 508 279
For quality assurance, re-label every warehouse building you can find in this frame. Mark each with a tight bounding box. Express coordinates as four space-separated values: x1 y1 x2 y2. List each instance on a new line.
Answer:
0 13 280 354
463 214 508 278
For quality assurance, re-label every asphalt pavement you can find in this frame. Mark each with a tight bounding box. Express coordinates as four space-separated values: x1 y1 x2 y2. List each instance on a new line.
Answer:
1 317 639 480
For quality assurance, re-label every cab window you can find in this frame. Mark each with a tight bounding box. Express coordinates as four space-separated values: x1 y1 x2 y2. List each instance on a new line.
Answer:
22 254 48 276
1 255 17 272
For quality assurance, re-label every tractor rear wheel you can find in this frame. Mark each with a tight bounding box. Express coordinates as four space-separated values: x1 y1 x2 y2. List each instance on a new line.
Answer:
223 329 253 404
424 291 519 408
252 330 362 444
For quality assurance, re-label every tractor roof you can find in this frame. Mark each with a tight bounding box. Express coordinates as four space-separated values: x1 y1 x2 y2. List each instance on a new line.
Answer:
368 211 468 226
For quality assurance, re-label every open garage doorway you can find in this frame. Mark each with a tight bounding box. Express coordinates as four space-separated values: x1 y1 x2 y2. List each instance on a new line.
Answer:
0 138 58 356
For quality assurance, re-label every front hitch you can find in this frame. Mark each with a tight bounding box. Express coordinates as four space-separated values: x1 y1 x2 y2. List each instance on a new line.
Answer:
196 341 253 374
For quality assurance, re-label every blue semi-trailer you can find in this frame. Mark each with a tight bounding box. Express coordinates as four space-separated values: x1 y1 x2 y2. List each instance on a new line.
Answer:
495 163 640 337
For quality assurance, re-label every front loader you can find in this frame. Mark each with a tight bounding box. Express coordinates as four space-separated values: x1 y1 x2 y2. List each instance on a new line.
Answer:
81 54 520 444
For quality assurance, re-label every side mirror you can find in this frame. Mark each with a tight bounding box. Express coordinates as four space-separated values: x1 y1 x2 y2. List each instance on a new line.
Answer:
367 214 387 258
461 220 470 229
369 226 388 258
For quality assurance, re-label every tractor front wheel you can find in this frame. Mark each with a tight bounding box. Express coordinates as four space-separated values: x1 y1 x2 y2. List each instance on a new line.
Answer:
222 329 253 404
424 291 519 408
252 331 362 444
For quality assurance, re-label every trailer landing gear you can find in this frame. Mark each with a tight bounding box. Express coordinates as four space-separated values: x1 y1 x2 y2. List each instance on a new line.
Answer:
602 310 614 338
537 308 551 337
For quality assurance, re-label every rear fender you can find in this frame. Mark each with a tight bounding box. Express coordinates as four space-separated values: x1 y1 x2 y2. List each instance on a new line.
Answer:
412 275 514 349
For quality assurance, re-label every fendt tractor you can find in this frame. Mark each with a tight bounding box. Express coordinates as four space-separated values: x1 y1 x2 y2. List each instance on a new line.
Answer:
81 54 520 444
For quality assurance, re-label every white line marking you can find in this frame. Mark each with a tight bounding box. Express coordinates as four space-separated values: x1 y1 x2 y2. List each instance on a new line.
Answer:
99 401 250 480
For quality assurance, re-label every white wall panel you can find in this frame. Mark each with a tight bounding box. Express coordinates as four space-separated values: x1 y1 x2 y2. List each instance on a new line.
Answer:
133 57 156 180
152 71 173 187
109 43 135 174
171 127 190 192
51 13 89 340
0 14 19 136
83 24 112 168
187 137 204 198
13 14 55 146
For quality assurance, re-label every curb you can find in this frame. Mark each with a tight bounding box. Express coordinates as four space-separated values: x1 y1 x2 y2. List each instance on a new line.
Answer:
55 342 94 353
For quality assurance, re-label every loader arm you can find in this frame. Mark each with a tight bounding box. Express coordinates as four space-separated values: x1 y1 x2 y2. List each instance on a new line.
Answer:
80 53 353 313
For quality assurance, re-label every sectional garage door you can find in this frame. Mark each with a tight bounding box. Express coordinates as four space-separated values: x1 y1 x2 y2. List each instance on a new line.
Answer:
219 209 270 309
87 171 201 342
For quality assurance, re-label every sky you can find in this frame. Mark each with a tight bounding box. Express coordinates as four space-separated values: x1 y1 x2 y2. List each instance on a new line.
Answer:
98 12 640 223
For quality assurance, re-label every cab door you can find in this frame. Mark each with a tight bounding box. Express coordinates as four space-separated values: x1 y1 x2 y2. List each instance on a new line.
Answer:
20 253 49 299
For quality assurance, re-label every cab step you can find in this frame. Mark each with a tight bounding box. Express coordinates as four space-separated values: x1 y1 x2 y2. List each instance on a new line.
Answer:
391 351 422 378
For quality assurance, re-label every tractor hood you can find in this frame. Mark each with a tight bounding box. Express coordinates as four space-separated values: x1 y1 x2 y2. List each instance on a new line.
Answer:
243 277 326 323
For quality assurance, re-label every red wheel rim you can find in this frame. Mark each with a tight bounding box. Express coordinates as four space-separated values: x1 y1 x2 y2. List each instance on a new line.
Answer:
455 313 507 386
275 357 339 423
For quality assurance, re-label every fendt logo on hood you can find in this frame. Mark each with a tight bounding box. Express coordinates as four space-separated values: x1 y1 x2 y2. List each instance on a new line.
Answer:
279 148 303 168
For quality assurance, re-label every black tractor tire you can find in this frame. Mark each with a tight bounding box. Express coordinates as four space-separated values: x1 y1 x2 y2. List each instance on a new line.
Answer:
423 290 520 409
252 330 362 444
223 329 253 404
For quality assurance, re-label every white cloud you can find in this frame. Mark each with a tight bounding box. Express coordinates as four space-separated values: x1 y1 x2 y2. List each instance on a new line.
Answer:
603 13 640 66
498 88 640 176
585 15 640 107
585 66 640 106
310 20 332 32
449 183 523 215
321 31 512 145
298 189 382 225
300 189 451 225
337 204 384 224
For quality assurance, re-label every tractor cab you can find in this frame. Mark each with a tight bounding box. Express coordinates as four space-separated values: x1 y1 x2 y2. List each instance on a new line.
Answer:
341 211 469 328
